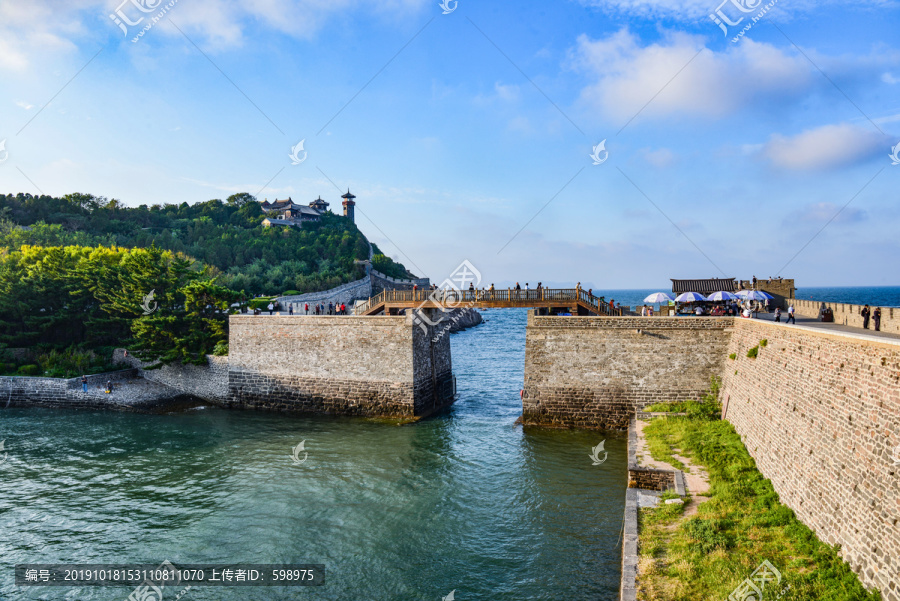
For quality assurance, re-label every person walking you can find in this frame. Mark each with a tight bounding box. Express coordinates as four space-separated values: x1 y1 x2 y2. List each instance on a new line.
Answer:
340 303 346 315
787 304 796 324
267 302 274 316
861 304 871 329
305 302 309 315
774 307 782 323
288 305 294 316
641 305 647 317
81 375 88 393
328 302 333 315
873 307 882 332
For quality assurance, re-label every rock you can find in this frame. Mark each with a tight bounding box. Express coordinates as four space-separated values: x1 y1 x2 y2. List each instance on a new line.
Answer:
665 498 685 505
445 308 484 333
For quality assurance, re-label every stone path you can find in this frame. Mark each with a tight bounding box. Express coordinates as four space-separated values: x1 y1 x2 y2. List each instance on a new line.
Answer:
76 377 193 410
634 418 710 516
753 311 900 342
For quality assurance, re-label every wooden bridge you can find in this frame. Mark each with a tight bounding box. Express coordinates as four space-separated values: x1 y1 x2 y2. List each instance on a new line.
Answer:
353 287 626 316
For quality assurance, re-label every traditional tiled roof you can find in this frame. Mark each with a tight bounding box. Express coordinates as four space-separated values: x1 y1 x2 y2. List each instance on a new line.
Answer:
671 278 737 294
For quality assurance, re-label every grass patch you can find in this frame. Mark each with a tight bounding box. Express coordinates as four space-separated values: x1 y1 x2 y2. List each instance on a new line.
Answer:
747 345 759 359
636 385 881 600
729 353 737 360
760 339 768 348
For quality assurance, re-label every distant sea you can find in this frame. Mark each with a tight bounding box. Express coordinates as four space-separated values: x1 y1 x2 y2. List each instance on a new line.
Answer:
595 286 900 309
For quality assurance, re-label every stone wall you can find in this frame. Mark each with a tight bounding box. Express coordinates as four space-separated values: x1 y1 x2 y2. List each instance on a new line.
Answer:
370 270 430 295
522 313 731 429
721 319 900 600
276 275 372 313
113 350 229 403
0 369 184 411
739 278 796 308
226 314 453 418
789 298 900 334
275 270 432 314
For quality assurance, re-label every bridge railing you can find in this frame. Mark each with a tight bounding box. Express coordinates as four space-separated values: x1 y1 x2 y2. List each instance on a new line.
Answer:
352 287 626 315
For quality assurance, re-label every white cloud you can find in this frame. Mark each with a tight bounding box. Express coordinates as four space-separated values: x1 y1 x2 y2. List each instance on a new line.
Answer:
883 73 900 84
0 0 431 68
642 147 677 167
577 0 896 21
573 30 814 122
788 201 867 224
15 100 34 110
760 123 887 170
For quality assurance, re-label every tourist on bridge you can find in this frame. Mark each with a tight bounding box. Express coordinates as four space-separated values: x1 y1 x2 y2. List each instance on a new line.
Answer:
341 303 346 315
787 304 796 324
609 299 615 311
861 304 871 329
305 302 309 315
774 307 782 322
328 302 334 315
267 302 274 315
289 305 294 316
874 307 882 332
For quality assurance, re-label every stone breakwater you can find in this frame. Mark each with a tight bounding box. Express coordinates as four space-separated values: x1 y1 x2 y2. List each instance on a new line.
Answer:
226 314 454 418
0 369 197 412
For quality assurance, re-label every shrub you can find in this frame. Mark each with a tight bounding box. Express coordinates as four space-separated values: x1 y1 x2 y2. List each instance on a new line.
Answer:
17 364 41 376
728 353 736 360
213 341 229 356
747 346 759 359
760 339 768 348
249 297 276 310
282 290 301 296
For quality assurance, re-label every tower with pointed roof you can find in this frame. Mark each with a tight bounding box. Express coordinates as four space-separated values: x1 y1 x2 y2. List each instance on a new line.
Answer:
341 190 356 224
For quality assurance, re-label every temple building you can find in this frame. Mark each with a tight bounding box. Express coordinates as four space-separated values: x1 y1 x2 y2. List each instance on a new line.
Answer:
260 193 356 228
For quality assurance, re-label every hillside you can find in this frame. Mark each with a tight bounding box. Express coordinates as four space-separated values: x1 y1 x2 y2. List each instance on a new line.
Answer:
0 192 412 295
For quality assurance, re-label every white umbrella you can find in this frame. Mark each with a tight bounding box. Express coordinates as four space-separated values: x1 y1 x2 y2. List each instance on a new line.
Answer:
643 292 674 303
707 291 738 302
675 292 708 303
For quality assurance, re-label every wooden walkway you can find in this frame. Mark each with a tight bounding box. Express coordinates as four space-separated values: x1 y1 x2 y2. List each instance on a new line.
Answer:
353 288 625 316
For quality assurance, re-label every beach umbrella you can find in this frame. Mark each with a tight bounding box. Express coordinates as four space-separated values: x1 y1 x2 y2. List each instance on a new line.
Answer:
741 290 768 301
707 291 738 302
757 291 775 300
643 292 674 303
675 292 708 303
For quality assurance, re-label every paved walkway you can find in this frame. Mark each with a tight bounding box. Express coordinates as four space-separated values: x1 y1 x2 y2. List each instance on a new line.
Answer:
749 311 900 342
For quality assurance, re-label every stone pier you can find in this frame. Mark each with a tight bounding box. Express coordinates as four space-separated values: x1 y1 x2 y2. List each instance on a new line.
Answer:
522 313 733 429
224 314 454 418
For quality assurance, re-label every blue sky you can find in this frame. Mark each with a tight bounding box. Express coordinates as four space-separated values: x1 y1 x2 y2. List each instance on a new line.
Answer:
0 0 898 289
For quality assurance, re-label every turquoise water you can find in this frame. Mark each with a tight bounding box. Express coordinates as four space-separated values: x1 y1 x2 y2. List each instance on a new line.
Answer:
0 308 626 600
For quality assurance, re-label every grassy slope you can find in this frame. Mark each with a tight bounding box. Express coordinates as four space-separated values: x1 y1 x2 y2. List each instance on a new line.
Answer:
638 411 881 601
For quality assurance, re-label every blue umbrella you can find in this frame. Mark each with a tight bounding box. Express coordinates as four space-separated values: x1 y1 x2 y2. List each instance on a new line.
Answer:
707 291 738 301
675 292 708 303
643 292 675 303
758 291 775 300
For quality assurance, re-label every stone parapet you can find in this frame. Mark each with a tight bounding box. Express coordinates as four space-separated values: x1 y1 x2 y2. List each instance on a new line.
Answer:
789 298 900 334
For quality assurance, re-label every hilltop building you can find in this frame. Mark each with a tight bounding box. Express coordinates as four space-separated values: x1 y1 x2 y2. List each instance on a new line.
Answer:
261 193 356 228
